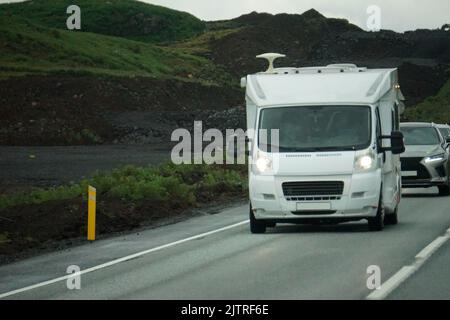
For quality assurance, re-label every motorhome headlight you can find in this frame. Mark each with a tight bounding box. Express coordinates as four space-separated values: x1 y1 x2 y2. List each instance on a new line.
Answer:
254 152 272 174
354 150 376 172
424 153 445 163
358 155 373 169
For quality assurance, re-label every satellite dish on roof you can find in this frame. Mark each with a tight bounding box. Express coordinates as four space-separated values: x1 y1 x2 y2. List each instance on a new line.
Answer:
256 53 286 73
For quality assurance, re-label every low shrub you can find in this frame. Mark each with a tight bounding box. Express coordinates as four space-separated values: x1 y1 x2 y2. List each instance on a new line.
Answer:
0 163 247 211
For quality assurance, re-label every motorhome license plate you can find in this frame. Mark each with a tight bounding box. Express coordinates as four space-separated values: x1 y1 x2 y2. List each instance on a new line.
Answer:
296 202 331 211
401 171 417 177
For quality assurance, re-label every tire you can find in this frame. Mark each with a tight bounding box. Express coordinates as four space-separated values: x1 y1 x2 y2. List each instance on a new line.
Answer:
266 221 276 228
249 205 266 234
384 206 398 225
438 183 450 196
368 190 385 231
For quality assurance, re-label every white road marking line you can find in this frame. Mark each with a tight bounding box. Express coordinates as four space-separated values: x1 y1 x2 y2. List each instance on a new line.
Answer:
367 266 415 300
367 230 450 300
0 220 249 299
415 236 448 260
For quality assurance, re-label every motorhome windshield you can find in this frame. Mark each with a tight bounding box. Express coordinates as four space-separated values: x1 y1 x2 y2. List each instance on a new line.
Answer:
400 126 441 145
258 105 371 152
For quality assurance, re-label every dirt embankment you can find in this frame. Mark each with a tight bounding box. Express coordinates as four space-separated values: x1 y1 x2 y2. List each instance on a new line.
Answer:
2 65 446 147
209 10 450 73
0 192 247 264
0 75 243 146
2 11 449 147
0 196 187 262
0 145 172 189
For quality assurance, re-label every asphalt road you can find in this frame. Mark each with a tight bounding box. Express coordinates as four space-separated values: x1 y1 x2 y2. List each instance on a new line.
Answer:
0 145 171 188
0 187 449 300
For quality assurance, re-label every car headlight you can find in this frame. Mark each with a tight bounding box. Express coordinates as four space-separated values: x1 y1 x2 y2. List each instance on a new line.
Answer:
424 153 445 163
253 152 272 174
354 150 376 172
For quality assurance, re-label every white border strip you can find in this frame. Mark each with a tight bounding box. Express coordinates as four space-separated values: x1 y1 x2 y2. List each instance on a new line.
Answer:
367 266 415 300
367 229 450 300
0 220 249 299
415 236 447 260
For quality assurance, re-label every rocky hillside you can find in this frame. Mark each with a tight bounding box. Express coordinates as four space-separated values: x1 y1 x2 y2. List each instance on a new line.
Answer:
204 10 450 106
404 79 450 123
0 2 449 145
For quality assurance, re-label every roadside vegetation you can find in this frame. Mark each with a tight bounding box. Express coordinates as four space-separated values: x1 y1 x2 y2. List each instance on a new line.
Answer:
0 15 232 86
0 0 239 87
1 0 205 43
170 28 242 55
0 163 247 211
403 80 450 123
0 163 248 261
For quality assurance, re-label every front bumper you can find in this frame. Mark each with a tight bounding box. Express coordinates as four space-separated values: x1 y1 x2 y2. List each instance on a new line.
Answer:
249 170 381 222
401 178 447 188
401 156 448 188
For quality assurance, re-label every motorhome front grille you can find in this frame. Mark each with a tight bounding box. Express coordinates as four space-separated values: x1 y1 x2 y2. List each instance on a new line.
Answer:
400 157 430 179
285 196 342 202
282 181 344 197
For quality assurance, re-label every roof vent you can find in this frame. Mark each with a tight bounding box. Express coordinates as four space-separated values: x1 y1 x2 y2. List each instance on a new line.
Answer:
326 63 358 69
256 53 286 73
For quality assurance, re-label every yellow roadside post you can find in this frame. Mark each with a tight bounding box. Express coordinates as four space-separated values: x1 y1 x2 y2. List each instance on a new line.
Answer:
88 186 96 241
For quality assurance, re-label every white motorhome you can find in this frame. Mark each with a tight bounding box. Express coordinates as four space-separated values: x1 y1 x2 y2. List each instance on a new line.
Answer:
242 53 406 233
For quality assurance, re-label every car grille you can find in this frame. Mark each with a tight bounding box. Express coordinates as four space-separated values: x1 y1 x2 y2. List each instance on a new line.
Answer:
400 157 430 179
282 181 344 198
436 165 446 177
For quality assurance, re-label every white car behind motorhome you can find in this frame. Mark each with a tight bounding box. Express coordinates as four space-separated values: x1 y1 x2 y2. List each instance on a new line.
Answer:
242 53 406 233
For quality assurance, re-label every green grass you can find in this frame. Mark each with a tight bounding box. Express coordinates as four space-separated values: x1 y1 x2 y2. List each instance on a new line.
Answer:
0 233 11 245
171 28 242 55
403 80 450 123
1 0 205 43
0 0 239 86
0 163 248 212
0 15 234 85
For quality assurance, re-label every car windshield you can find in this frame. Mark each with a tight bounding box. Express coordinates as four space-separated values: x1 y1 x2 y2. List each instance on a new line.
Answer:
400 126 441 145
438 127 450 138
258 105 371 152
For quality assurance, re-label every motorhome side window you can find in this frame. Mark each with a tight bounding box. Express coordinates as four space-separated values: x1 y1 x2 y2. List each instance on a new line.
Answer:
258 105 371 152
391 110 395 131
375 108 382 151
393 104 400 130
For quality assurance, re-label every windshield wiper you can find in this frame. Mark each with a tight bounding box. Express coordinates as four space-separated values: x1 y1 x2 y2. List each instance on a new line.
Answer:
260 143 305 152
277 146 318 152
315 146 357 151
282 146 358 152
260 144 359 152
276 147 323 152
258 142 280 152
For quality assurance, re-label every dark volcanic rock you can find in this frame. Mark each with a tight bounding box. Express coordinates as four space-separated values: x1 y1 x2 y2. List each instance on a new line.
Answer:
208 10 450 108
0 75 243 146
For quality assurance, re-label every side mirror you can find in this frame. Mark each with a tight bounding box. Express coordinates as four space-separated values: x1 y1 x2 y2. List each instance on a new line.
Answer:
380 131 405 155
390 131 405 154
446 136 450 144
